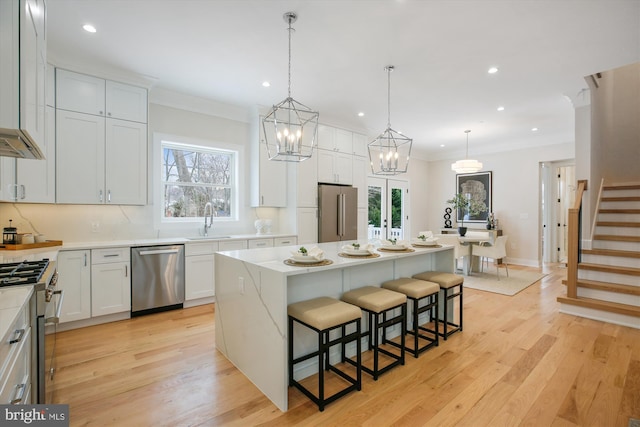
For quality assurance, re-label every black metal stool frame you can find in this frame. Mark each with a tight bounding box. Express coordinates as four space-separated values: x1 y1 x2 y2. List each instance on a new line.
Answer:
344 302 406 380
387 292 439 357
288 315 362 412
441 283 463 340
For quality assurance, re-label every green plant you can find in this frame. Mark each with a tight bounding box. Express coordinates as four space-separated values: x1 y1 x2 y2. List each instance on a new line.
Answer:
446 193 488 227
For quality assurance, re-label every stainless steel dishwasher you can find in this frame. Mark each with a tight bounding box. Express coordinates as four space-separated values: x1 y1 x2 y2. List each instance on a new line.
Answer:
131 244 185 316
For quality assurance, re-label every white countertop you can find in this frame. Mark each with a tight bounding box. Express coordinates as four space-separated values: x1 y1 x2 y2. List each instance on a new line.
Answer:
0 286 33 343
216 241 453 276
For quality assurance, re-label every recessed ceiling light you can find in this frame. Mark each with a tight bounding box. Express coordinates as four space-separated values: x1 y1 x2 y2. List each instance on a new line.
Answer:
440 144 445 148
262 81 271 87
497 106 505 111
531 127 539 132
357 112 364 117
83 24 97 33
488 67 498 74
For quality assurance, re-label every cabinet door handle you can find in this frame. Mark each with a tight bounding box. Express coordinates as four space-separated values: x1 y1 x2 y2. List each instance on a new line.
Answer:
261 195 264 205
11 383 26 404
99 189 103 202
9 328 25 344
84 253 87 266
103 254 120 258
20 185 25 200
280 240 290 245
107 112 112 117
107 190 111 203
125 265 128 277
99 110 104 115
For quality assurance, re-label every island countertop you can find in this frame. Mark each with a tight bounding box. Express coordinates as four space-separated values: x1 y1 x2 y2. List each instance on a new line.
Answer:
214 240 454 412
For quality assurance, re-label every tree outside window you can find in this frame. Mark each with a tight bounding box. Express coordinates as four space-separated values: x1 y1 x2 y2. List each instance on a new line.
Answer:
161 141 236 220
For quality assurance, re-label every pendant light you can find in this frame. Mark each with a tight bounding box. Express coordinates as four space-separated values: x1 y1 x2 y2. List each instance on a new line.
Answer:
262 12 319 162
451 130 483 173
368 65 412 175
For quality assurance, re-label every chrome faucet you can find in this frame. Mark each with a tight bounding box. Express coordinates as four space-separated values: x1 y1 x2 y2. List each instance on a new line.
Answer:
203 202 213 236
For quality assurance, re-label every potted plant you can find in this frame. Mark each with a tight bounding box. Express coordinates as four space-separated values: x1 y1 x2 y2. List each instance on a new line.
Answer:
446 193 488 236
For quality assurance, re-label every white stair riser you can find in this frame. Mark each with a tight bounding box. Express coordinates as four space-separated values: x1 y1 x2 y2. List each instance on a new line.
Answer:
578 269 639 286
600 200 640 209
595 226 640 237
582 253 640 268
577 287 640 306
602 188 640 198
559 304 640 329
598 213 640 222
592 240 640 251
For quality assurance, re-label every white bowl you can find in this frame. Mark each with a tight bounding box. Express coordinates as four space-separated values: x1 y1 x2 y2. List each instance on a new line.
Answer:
289 254 322 263
380 245 407 251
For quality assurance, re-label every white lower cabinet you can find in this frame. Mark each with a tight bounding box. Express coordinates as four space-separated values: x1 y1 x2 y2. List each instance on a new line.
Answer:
218 240 248 251
91 248 131 317
297 208 318 244
0 294 31 405
57 250 91 323
274 236 297 246
185 242 217 301
248 238 273 249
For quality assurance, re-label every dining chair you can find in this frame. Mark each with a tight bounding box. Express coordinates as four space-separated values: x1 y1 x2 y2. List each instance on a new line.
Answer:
471 235 509 279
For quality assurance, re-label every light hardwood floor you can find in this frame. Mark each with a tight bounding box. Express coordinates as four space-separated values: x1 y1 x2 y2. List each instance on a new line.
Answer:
52 264 640 426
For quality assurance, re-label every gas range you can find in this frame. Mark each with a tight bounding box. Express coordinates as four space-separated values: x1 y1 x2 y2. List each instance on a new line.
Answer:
0 259 51 287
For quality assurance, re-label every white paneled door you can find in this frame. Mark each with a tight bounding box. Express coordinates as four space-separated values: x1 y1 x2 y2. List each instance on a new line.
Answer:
367 177 409 241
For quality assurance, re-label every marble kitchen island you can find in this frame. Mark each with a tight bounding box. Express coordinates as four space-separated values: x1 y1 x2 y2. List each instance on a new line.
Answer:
214 241 454 411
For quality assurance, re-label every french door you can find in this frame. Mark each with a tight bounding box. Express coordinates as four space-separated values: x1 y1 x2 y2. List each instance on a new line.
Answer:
367 177 409 241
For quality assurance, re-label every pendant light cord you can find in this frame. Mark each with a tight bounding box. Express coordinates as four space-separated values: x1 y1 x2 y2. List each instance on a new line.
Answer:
465 130 471 159
386 66 393 128
287 16 293 99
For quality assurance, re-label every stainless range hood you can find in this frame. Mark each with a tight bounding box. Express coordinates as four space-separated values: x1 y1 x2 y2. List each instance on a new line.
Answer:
0 128 45 160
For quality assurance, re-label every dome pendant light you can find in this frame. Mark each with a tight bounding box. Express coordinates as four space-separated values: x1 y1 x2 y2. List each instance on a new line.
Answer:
367 65 412 175
262 12 319 162
451 130 483 173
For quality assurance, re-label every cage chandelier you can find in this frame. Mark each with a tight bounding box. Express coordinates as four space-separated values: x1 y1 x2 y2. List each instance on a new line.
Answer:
262 12 319 162
451 130 483 173
367 65 412 175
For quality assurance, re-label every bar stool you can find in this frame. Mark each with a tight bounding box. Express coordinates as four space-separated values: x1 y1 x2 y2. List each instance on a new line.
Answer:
288 296 362 411
341 286 406 380
412 271 463 340
381 277 440 357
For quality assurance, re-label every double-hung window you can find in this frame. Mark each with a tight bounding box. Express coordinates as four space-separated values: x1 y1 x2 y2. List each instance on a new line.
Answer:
161 140 237 221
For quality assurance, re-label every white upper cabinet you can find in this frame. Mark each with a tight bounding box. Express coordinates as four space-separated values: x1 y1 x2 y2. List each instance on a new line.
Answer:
56 69 147 123
55 68 148 205
317 150 352 185
105 81 148 123
56 70 106 116
317 125 353 153
334 128 353 153
352 132 368 157
250 117 287 207
296 149 318 207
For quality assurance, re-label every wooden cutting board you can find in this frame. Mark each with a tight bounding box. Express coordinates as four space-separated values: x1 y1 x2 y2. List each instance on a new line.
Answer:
0 240 63 250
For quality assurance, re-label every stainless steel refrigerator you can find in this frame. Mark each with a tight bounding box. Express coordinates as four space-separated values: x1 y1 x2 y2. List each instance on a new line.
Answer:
318 184 358 242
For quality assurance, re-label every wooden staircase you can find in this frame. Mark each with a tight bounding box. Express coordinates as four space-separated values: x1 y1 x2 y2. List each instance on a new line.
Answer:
558 183 640 327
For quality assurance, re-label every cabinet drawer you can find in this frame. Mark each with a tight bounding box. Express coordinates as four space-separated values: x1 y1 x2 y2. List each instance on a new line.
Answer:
0 304 29 378
92 247 130 264
218 240 247 251
248 239 273 249
274 237 297 246
185 241 219 256
0 327 31 405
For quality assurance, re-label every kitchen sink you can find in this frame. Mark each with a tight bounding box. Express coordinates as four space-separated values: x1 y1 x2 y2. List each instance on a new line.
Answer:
187 236 231 240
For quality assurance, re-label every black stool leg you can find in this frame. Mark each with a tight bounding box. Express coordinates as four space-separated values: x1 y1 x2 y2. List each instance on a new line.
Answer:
318 329 325 411
442 288 448 340
288 316 294 386
459 284 464 332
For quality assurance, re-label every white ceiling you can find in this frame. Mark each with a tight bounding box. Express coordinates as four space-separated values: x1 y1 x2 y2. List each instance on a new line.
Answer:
46 0 640 160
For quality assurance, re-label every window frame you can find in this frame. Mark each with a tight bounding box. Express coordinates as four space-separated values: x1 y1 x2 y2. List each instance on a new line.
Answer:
153 133 241 229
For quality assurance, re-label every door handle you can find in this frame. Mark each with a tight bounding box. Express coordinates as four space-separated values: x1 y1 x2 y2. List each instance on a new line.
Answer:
139 249 180 256
337 193 344 236
45 290 64 324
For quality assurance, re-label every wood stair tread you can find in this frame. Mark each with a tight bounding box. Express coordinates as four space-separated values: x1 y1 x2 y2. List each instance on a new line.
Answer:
596 221 640 227
562 278 640 296
582 248 640 258
603 184 640 191
593 234 640 242
578 262 640 276
599 209 640 214
558 295 640 318
601 196 640 202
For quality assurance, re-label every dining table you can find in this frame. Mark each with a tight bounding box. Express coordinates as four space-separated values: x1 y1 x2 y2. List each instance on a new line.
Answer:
458 233 492 275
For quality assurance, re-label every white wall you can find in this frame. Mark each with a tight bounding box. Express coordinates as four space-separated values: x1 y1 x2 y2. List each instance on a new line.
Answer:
424 142 574 266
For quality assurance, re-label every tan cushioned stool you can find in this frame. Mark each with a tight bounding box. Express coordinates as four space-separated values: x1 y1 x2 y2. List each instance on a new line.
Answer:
288 296 362 411
382 278 440 357
341 286 407 380
412 271 464 340
288 296 362 330
341 286 407 313
382 277 440 299
412 272 463 289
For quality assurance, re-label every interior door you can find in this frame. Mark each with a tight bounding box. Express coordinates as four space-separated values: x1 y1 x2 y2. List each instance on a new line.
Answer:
367 177 409 241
